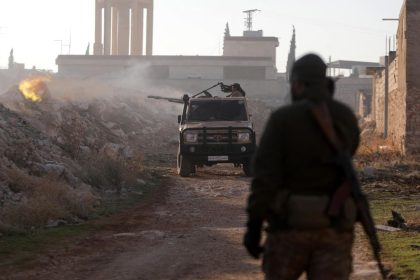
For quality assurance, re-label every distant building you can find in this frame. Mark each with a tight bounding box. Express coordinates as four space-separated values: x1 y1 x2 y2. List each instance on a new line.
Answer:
334 77 373 112
56 2 286 104
328 60 381 78
58 18 280 83
223 30 279 67
93 0 154 56
56 55 277 81
326 60 379 112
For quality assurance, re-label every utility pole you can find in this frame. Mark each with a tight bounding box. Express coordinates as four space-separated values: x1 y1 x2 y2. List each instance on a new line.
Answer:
243 9 260 31
384 36 389 138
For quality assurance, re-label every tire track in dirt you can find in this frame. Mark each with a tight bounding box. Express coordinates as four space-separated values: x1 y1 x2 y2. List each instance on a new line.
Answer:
2 165 380 280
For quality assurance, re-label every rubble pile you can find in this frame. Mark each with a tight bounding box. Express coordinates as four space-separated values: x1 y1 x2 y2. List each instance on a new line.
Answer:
0 102 96 231
0 79 179 231
1 83 179 153
0 103 80 195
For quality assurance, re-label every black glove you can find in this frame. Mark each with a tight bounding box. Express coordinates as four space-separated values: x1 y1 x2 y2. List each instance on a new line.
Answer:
243 219 263 259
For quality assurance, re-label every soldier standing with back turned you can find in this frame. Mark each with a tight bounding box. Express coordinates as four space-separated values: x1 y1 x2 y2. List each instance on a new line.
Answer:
243 54 360 280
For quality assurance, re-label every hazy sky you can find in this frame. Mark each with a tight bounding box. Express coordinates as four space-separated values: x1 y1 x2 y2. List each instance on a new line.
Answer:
0 0 403 72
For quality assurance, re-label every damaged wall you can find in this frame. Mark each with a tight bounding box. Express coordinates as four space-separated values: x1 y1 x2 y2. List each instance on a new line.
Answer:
405 0 420 154
336 77 372 112
372 70 385 134
372 0 420 154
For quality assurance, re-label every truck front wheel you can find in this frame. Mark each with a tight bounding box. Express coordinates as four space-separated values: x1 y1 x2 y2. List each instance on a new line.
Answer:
243 161 252 177
177 152 192 177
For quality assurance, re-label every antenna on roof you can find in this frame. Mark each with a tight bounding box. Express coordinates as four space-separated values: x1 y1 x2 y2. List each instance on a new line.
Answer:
243 9 261 31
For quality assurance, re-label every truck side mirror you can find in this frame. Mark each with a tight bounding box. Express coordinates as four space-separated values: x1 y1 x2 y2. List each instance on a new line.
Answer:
178 115 182 124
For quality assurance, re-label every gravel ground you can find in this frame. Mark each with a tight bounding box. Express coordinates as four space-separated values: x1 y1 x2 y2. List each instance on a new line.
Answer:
2 164 381 280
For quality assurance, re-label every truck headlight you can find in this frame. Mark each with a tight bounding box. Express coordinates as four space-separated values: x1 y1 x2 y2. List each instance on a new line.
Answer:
184 132 198 143
237 132 250 143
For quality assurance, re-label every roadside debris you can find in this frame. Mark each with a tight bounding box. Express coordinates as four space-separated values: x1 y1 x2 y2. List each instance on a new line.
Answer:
375 225 401 232
387 210 408 229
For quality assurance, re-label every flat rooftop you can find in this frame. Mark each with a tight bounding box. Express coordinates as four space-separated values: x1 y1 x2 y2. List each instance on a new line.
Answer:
328 60 381 69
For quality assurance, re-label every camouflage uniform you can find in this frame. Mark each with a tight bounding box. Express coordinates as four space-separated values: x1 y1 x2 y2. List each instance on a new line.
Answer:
244 54 360 280
263 229 353 280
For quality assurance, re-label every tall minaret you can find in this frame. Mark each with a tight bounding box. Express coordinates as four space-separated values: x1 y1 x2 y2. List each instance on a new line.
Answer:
286 26 296 81
93 0 154 56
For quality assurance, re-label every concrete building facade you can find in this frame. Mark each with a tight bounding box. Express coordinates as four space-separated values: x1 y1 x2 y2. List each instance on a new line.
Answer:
326 61 377 113
56 55 277 81
223 35 279 67
334 77 373 112
94 0 154 56
57 5 284 103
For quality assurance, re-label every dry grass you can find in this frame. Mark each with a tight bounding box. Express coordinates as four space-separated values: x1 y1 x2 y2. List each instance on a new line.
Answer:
0 168 97 232
355 130 420 279
355 133 406 168
82 150 144 193
357 133 397 155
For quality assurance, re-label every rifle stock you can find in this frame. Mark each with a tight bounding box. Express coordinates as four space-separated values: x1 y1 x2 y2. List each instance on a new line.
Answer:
356 194 388 278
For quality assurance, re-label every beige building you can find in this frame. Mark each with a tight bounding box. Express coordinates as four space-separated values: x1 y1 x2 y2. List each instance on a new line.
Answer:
93 0 154 56
334 77 373 112
224 30 279 66
56 55 277 81
57 2 285 101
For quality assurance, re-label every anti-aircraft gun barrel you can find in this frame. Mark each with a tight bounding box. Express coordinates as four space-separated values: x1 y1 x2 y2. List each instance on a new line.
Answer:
147 95 184 104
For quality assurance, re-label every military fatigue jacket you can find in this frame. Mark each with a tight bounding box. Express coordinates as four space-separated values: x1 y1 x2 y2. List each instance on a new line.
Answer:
247 96 360 225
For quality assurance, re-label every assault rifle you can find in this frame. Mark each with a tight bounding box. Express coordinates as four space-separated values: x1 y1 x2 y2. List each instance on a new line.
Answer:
310 102 388 280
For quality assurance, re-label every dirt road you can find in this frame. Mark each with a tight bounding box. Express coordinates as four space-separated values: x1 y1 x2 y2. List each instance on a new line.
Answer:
3 165 381 280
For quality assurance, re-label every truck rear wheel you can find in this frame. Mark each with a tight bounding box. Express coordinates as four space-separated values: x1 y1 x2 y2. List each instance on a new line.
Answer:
177 152 192 177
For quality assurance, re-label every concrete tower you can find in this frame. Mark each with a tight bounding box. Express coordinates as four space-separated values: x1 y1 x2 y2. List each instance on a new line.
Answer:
93 0 154 56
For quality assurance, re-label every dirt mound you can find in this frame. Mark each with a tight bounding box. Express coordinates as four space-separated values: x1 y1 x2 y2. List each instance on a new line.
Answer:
0 79 179 232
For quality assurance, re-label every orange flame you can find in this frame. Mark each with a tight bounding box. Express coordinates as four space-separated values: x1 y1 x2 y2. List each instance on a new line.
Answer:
18 76 50 102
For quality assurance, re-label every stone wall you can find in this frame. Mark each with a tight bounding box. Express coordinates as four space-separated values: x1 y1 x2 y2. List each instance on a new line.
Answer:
372 71 385 134
371 0 420 154
387 55 407 152
405 0 420 154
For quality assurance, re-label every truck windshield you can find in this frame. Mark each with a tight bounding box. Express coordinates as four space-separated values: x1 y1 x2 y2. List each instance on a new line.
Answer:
188 100 248 122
